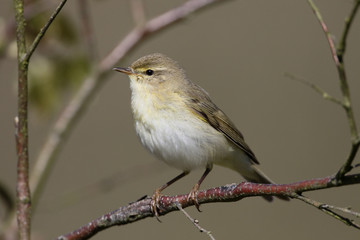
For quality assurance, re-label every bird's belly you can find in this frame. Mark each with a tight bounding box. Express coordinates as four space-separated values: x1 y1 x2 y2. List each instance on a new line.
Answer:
135 116 233 171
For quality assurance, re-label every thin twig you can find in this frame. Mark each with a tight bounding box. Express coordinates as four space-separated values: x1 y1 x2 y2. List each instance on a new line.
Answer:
284 72 342 106
1 1 53 57
307 0 340 67
24 0 68 63
321 204 360 218
175 202 216 240
337 138 360 180
293 193 360 229
337 0 360 60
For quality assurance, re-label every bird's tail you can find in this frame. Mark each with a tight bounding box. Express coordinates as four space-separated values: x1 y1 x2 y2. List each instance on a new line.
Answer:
226 152 289 202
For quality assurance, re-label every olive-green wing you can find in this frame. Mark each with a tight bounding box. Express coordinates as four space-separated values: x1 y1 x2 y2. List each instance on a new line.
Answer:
186 85 259 164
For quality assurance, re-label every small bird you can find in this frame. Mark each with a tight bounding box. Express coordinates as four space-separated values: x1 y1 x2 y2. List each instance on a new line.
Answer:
113 53 287 217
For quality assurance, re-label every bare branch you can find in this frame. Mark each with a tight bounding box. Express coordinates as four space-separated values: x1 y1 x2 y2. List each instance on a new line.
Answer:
337 0 360 60
24 0 68 63
1 1 54 58
308 0 360 179
13 0 31 237
336 137 360 181
57 174 360 239
176 202 216 240
293 194 360 229
335 0 360 179
321 204 360 218
7 0 70 238
284 72 342 106
307 0 340 68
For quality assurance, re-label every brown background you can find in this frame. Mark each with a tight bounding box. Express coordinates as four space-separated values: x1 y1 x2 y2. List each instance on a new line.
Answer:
1 0 360 239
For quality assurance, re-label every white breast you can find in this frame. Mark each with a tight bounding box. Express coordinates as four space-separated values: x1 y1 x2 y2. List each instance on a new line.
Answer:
130 80 234 171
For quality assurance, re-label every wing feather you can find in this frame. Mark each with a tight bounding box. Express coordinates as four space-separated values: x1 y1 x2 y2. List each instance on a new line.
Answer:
185 84 259 164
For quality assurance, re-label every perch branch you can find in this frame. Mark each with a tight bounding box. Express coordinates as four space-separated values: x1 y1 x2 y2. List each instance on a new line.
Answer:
57 174 360 240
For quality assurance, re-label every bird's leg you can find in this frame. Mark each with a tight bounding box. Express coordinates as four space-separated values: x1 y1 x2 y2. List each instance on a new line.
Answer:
152 171 189 221
187 165 212 212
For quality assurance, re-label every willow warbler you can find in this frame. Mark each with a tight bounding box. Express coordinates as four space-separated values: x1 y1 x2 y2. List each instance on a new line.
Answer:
113 53 287 217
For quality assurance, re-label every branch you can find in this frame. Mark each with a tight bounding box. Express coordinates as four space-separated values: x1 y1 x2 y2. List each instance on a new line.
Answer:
334 0 360 179
13 0 31 238
176 202 216 240
321 204 360 218
307 0 340 67
337 0 360 60
7 0 68 239
307 0 360 179
293 194 360 229
57 174 360 240
284 72 342 106
337 138 360 180
24 0 68 63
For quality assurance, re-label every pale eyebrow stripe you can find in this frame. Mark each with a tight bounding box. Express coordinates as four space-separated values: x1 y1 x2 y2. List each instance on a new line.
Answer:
138 67 168 71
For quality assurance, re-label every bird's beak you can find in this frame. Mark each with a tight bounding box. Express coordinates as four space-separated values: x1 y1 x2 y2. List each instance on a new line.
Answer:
112 67 134 75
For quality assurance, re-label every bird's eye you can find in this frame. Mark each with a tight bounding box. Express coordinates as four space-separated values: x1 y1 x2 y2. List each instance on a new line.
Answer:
145 69 154 76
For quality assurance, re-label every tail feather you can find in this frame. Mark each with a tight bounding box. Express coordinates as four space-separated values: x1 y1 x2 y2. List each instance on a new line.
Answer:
227 152 290 201
243 166 274 202
245 165 289 201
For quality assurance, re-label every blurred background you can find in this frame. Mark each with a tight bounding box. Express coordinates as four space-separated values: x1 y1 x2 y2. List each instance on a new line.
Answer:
1 0 360 239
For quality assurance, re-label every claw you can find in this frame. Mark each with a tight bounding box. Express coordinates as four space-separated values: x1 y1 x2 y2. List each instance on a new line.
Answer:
150 171 190 222
151 189 162 222
187 183 201 212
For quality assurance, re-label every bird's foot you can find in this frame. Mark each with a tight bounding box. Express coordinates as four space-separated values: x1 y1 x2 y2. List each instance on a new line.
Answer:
187 183 201 212
151 189 162 222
